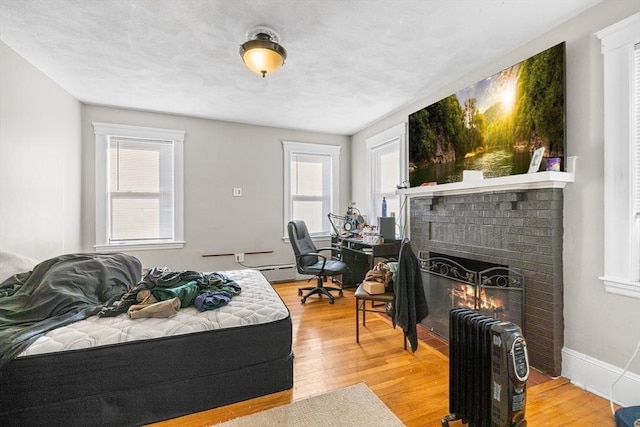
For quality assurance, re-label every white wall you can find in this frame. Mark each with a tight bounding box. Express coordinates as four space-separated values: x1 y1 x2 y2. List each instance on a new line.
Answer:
351 0 640 405
81 105 350 273
0 41 82 260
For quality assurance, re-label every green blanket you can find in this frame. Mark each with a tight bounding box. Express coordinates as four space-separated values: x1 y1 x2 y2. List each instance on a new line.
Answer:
0 252 141 372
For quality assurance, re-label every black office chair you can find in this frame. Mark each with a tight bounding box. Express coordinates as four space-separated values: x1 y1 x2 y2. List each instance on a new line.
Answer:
288 220 346 304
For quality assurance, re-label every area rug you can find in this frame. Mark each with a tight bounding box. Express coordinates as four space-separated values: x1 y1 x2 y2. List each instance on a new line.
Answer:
214 382 405 427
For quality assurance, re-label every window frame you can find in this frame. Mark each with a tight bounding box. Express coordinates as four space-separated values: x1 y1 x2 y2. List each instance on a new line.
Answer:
93 122 185 251
596 13 640 298
365 123 407 235
282 141 340 240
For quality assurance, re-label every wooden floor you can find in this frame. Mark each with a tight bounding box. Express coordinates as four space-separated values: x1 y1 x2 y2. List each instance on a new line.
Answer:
150 281 617 427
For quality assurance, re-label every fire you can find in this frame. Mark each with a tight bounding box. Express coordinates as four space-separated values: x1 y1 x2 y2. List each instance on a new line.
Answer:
450 283 505 314
450 283 476 309
477 288 501 310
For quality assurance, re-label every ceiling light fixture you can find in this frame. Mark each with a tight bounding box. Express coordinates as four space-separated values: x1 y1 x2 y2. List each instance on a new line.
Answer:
239 26 287 78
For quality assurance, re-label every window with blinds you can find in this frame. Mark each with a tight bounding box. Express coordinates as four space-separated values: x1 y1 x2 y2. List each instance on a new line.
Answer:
597 13 640 297
366 123 407 239
108 138 174 242
93 122 185 251
283 141 340 238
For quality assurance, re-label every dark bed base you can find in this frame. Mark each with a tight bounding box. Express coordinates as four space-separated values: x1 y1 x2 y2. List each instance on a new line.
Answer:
0 316 293 426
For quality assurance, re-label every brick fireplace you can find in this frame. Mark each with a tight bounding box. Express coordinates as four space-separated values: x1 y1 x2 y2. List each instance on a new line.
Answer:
409 188 564 376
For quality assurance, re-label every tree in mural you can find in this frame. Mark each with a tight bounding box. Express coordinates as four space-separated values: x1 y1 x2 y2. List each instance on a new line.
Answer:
462 97 487 155
512 44 565 156
408 94 466 166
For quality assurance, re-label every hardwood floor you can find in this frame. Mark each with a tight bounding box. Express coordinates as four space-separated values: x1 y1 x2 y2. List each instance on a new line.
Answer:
150 281 617 426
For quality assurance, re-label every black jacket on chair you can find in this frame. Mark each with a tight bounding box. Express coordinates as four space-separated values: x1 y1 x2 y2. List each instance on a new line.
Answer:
393 240 429 352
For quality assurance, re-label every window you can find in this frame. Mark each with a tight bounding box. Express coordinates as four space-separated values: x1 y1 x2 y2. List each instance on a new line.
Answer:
283 141 340 238
366 123 406 238
596 13 640 298
93 122 185 251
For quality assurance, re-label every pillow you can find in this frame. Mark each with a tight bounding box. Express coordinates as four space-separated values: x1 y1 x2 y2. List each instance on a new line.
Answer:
0 250 38 283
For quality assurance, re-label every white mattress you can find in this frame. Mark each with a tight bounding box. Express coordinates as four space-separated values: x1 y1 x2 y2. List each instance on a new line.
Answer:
19 269 289 357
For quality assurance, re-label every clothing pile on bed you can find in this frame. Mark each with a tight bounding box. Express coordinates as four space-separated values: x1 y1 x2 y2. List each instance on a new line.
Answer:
99 267 242 319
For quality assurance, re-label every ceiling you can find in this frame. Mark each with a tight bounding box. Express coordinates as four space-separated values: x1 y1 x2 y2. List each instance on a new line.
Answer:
0 0 601 135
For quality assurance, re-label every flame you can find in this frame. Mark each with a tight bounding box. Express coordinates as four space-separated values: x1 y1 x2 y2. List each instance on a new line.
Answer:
450 284 476 309
449 283 505 312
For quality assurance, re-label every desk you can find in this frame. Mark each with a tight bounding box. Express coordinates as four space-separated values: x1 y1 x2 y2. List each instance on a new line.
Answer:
334 236 401 287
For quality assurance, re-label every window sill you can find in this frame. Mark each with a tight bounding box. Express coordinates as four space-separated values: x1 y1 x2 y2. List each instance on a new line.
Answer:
282 233 332 244
600 276 640 299
95 241 185 252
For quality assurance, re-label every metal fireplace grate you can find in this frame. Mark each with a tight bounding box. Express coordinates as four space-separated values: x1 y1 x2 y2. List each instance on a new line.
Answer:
418 251 525 339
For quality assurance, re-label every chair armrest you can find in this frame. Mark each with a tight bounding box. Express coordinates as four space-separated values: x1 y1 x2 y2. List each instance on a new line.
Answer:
317 246 342 262
295 252 324 259
295 252 329 271
316 246 342 255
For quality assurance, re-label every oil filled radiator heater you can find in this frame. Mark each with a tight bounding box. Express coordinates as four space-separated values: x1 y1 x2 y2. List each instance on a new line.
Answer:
442 308 530 427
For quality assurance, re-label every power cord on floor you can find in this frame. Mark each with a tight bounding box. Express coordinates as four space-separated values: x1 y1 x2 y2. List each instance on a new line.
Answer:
609 339 640 415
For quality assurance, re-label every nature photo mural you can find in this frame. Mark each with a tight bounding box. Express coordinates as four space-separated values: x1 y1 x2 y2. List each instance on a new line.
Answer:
408 42 565 186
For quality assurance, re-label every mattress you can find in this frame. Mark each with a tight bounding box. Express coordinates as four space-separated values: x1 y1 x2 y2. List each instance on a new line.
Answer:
0 269 293 426
18 269 289 356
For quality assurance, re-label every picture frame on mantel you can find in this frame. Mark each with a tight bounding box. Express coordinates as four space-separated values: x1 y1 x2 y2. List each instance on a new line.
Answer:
528 147 545 173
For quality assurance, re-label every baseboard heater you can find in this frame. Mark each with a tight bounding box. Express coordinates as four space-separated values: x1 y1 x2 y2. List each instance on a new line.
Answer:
255 264 296 283
442 308 530 427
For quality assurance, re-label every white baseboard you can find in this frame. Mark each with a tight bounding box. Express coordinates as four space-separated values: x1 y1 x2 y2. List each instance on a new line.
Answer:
562 347 640 407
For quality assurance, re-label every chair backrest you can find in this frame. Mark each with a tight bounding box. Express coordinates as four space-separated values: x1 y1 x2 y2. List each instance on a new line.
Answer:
288 220 319 269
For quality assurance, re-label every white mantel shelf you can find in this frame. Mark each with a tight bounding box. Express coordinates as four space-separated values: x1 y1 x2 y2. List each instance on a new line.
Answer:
396 171 575 197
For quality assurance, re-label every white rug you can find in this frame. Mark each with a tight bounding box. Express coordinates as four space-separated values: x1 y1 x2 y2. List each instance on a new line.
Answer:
214 382 405 427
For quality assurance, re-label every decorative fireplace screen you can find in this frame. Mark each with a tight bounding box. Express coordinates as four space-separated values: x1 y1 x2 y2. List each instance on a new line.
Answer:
418 251 525 340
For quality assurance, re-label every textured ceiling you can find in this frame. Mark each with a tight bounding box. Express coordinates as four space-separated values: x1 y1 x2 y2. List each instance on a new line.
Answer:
0 0 601 135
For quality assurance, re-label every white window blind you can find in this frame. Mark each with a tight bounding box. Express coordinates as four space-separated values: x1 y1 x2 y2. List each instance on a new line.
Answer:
372 140 400 219
108 137 174 242
290 153 331 233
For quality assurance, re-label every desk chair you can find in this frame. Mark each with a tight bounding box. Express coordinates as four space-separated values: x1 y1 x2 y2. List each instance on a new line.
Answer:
288 220 346 304
354 284 407 350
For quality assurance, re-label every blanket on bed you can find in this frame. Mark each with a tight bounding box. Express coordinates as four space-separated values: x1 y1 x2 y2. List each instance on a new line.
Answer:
0 252 141 372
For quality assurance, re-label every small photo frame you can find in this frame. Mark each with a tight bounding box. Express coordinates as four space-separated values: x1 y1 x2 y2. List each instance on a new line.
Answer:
528 147 545 173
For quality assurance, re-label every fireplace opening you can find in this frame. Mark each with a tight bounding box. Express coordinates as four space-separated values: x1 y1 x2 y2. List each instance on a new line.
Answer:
419 251 525 340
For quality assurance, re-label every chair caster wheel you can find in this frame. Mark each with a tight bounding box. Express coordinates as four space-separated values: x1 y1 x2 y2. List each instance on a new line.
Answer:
298 290 302 296
339 291 343 297
329 299 335 304
301 298 306 304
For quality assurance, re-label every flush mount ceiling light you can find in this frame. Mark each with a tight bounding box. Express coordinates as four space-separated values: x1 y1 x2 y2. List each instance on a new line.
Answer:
239 26 287 78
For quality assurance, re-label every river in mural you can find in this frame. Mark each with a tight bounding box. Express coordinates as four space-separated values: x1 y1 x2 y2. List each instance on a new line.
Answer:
409 146 532 185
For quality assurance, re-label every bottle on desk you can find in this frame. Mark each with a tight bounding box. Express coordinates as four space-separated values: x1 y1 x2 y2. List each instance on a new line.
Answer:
382 197 387 217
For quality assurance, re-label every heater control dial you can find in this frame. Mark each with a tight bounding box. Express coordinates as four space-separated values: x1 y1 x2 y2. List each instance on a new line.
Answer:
511 336 529 382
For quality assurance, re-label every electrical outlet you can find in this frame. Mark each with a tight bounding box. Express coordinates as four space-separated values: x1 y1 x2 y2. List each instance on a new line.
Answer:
232 187 243 197
234 253 244 263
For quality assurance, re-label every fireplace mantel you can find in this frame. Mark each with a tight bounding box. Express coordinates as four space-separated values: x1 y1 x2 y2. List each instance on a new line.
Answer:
397 171 574 197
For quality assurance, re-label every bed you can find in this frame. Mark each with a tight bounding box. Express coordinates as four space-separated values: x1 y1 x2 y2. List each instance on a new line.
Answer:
0 251 293 426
